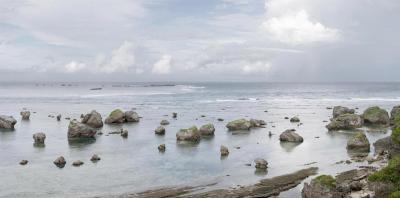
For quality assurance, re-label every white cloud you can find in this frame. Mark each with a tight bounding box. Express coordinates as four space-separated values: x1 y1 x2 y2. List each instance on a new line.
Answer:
242 61 271 74
262 9 339 45
152 54 172 74
96 41 136 73
64 61 86 73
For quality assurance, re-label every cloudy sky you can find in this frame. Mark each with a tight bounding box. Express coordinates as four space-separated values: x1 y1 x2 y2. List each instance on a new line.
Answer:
0 0 399 82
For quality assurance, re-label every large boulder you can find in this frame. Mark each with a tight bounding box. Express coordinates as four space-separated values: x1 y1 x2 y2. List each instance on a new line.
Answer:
67 119 97 140
81 110 103 128
226 119 252 131
279 129 304 143
105 109 125 124
33 132 46 145
346 132 370 153
176 126 201 142
390 105 400 126
250 119 266 127
125 111 140 122
302 175 343 198
199 123 215 136
0 115 17 130
362 106 389 126
20 110 31 120
333 106 355 118
326 114 363 131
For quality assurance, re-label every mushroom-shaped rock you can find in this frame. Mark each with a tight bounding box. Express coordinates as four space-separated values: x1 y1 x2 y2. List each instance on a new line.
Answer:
105 109 125 124
333 106 355 118
362 106 390 126
290 116 300 123
346 132 370 153
250 119 266 127
54 156 66 168
226 119 251 131
121 129 128 138
302 175 341 198
90 154 101 162
160 120 170 125
33 132 46 145
279 129 304 143
326 114 363 131
72 160 84 167
220 145 229 156
199 123 215 136
125 111 140 122
0 115 17 130
67 119 97 140
20 110 30 120
254 158 268 169
155 126 166 135
81 110 103 128
56 114 62 121
176 126 201 142
158 144 166 152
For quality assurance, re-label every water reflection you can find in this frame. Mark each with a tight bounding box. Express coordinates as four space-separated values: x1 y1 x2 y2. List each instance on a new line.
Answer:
279 142 302 153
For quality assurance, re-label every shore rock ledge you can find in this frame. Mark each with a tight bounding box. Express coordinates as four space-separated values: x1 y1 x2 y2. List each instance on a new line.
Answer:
326 114 363 131
0 115 17 130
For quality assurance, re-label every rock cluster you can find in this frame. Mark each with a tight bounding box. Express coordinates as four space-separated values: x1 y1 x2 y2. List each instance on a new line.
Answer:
226 118 266 131
105 109 140 124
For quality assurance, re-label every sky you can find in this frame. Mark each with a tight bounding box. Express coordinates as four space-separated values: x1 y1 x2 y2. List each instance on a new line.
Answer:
0 0 399 82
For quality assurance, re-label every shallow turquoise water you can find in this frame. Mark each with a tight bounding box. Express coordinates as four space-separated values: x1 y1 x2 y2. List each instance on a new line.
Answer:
0 82 398 197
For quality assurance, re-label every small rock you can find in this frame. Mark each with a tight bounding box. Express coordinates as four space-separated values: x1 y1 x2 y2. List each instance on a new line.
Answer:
160 120 170 125
72 160 84 167
254 158 268 169
56 114 62 121
290 116 300 122
172 112 177 119
199 123 215 136
217 118 224 122
176 126 201 142
54 156 66 168
125 111 140 122
19 160 28 165
90 154 101 162
20 110 31 120
284 117 289 119
33 132 46 146
279 129 303 142
226 119 251 131
220 145 229 156
158 144 166 152
155 126 166 135
121 129 128 138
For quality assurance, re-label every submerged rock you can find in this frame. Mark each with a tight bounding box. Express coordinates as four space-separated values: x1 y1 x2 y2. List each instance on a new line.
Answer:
176 126 201 142
362 106 389 126
72 160 84 167
125 111 140 122
160 120 170 125
158 144 166 152
105 109 125 124
199 123 215 136
333 106 355 118
290 117 300 123
19 160 28 165
90 154 101 162
0 115 17 130
220 145 229 156
155 126 166 135
33 132 46 146
279 129 304 143
326 114 363 130
20 110 30 120
54 156 66 168
67 119 97 140
81 110 103 128
346 132 370 153
226 119 251 131
254 158 268 170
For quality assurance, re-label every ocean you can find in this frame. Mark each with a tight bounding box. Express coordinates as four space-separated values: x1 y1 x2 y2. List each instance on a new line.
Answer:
0 82 399 197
